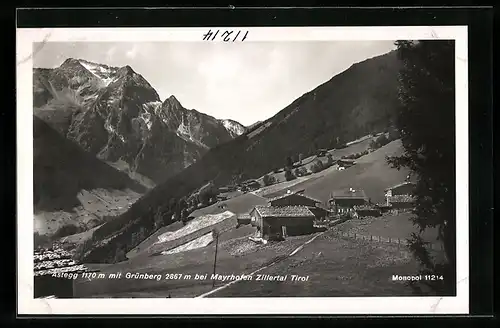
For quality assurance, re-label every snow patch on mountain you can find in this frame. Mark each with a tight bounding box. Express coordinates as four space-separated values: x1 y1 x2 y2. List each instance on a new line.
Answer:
104 121 126 143
79 60 119 86
139 111 153 130
221 119 246 137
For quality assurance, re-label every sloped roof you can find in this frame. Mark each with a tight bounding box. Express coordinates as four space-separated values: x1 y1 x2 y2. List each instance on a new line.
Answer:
254 205 315 218
268 192 321 204
387 195 416 203
330 189 367 199
353 205 380 211
385 181 416 192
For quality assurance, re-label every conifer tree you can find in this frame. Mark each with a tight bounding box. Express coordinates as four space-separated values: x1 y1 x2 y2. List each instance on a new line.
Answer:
388 40 455 295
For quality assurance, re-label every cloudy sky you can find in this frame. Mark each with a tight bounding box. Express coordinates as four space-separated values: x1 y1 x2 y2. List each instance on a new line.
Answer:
33 41 396 126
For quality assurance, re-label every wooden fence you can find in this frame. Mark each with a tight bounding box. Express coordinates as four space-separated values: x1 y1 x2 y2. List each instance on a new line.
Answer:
331 229 444 251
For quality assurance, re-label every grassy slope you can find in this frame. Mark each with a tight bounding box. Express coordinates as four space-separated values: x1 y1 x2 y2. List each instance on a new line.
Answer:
74 234 317 297
272 139 409 205
212 230 420 297
333 213 439 245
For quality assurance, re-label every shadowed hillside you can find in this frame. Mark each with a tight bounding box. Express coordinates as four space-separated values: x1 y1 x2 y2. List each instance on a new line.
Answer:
34 115 147 213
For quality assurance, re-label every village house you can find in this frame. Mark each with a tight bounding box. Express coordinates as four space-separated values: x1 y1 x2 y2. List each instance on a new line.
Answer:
34 247 92 298
238 179 261 191
218 185 236 193
250 205 316 241
329 188 368 215
387 194 416 209
353 205 382 219
384 181 416 208
216 194 228 201
268 191 320 207
337 159 356 169
249 191 326 241
237 213 251 226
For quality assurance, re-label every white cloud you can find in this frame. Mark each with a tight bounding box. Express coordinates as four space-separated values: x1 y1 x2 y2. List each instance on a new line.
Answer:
125 45 139 59
106 46 117 61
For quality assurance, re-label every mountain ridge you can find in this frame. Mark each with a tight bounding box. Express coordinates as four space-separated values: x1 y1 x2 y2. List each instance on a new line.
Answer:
33 58 246 184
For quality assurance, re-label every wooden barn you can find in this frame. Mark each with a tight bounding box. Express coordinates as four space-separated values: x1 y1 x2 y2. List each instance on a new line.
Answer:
337 159 356 168
386 195 416 209
329 188 368 215
384 182 416 199
268 191 329 219
353 205 382 219
384 182 416 208
237 213 252 226
34 247 91 299
250 205 316 241
268 192 320 208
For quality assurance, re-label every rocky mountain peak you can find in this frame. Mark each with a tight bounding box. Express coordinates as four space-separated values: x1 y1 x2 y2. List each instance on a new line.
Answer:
118 65 136 76
33 58 246 184
162 95 182 110
60 58 81 67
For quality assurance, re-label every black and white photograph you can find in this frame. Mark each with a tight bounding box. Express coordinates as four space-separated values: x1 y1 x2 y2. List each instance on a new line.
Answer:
17 25 469 315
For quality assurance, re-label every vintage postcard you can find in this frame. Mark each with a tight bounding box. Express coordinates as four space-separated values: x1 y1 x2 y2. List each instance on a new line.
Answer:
17 25 469 315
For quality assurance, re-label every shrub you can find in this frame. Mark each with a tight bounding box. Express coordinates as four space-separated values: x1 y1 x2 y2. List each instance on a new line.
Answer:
370 134 390 150
113 246 127 263
284 168 296 181
387 128 400 141
262 174 276 186
327 154 334 166
311 159 324 173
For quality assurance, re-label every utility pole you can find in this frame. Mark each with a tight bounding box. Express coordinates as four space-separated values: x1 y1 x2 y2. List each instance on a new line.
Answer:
212 228 219 288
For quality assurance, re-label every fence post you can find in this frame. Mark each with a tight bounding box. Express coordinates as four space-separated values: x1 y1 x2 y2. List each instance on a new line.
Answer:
389 237 391 243
370 235 373 241
354 233 356 239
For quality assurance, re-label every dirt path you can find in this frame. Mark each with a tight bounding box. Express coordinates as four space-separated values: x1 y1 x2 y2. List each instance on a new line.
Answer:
195 230 327 298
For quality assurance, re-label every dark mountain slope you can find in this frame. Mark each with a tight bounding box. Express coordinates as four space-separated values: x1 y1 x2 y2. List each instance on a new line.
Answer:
80 50 403 263
34 115 147 213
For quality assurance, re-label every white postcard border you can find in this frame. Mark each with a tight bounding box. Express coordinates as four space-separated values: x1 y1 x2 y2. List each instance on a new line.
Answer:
16 25 469 315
